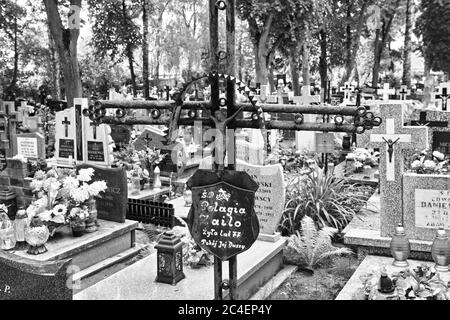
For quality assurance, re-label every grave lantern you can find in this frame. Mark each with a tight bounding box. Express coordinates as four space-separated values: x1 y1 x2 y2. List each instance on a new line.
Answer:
431 227 450 272
155 231 185 285
389 223 410 267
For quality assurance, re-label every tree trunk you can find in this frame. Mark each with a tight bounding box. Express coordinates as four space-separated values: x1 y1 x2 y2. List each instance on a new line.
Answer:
423 58 432 108
43 0 82 108
302 36 310 86
142 0 150 99
372 14 396 87
340 1 368 86
9 13 19 95
47 25 61 99
319 27 328 101
371 28 381 87
290 54 300 96
121 0 137 97
402 0 412 86
250 14 273 85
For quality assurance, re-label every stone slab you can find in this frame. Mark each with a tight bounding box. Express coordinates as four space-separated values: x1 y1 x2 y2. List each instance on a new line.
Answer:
403 173 450 241
12 219 138 267
74 238 287 300
336 255 450 300
249 265 298 300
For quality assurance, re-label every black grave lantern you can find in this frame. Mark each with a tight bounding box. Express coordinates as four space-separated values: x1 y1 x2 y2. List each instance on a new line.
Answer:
155 231 185 285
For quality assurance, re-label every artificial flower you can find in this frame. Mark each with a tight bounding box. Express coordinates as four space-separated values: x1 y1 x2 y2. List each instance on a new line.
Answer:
424 160 436 170
411 160 422 170
77 168 94 182
63 176 80 190
433 151 445 161
52 204 67 217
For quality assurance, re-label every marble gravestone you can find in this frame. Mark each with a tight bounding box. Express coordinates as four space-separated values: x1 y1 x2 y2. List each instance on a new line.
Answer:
55 107 78 167
358 103 428 237
236 161 285 241
0 250 72 300
132 127 166 152
11 132 45 160
82 115 114 168
403 173 450 241
77 164 128 223
377 83 396 101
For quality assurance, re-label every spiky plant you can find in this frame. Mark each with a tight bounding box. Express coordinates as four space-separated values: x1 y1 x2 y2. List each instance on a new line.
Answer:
280 165 372 234
284 216 353 270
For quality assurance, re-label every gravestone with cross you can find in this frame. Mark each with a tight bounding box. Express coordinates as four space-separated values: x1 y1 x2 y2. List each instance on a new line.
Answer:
359 103 428 237
55 107 78 167
378 83 396 101
132 127 167 152
435 82 450 112
293 86 321 152
11 132 45 160
396 85 411 101
410 109 450 157
340 82 355 104
82 113 114 168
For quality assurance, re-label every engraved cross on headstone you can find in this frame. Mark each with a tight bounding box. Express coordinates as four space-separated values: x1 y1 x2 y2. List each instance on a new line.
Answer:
359 104 428 236
62 117 71 138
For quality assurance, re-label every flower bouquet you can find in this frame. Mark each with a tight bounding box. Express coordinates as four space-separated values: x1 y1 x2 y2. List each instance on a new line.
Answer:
409 149 449 175
26 167 107 237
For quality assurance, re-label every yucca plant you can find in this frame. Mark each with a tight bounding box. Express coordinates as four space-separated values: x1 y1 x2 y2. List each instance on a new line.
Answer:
284 216 353 271
280 165 372 235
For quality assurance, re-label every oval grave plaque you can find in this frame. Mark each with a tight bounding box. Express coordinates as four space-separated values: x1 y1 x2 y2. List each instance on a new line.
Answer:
187 170 259 261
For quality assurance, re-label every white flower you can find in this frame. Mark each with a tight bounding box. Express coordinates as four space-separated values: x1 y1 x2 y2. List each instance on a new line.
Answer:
433 151 445 161
88 181 107 197
77 168 95 182
52 204 67 217
39 210 53 222
70 186 90 203
30 179 44 192
411 160 422 170
63 176 80 190
346 154 355 160
34 195 49 210
0 204 8 214
354 160 363 168
424 160 436 170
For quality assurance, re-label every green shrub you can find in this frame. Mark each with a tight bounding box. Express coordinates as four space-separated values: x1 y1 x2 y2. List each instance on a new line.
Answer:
280 166 372 235
284 216 353 270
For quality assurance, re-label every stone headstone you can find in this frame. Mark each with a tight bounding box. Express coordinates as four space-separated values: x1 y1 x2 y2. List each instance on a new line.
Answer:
77 164 128 223
236 161 285 239
0 101 15 115
55 107 78 167
315 132 335 153
396 85 411 101
22 115 41 132
359 103 428 237
82 116 114 167
236 140 264 165
11 132 45 160
433 132 450 156
378 83 396 101
403 173 450 241
132 127 166 152
0 250 72 300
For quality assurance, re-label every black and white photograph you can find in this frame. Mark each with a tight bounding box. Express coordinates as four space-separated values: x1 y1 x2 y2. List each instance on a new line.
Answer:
0 0 450 307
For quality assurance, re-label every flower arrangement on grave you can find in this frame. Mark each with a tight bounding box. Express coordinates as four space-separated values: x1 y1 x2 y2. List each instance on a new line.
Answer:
345 148 379 173
26 167 107 237
408 149 449 175
358 264 450 300
183 236 213 269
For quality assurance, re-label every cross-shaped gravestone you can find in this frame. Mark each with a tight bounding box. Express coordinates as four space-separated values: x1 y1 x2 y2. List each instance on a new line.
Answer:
378 83 396 101
436 82 450 111
359 103 428 237
340 82 355 104
62 117 71 137
292 86 321 152
397 85 411 101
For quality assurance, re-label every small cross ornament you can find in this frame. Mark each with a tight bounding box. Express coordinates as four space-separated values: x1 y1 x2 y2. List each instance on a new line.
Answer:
397 85 411 101
378 83 395 101
436 82 450 111
340 82 355 103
